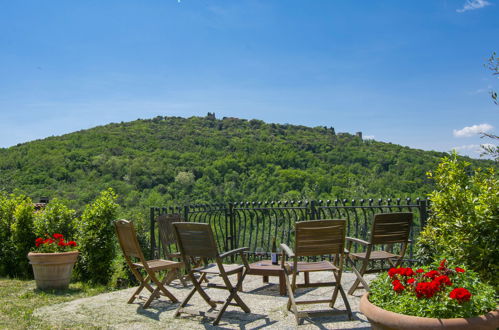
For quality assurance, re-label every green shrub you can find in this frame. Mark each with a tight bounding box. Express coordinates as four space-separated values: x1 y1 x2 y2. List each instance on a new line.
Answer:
11 197 36 277
0 193 22 276
33 199 76 238
75 188 119 285
416 153 499 288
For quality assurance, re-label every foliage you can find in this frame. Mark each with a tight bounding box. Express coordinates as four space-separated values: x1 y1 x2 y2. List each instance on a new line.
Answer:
486 51 498 105
3 115 495 215
0 193 24 276
10 197 36 277
369 260 496 318
480 52 498 160
416 153 499 288
480 133 499 161
33 198 76 238
32 233 77 253
75 188 119 285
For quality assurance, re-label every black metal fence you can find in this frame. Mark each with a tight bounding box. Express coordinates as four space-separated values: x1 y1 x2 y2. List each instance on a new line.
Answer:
150 198 428 262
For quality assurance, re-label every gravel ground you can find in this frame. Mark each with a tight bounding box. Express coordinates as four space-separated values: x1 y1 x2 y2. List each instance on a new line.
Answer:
34 270 375 329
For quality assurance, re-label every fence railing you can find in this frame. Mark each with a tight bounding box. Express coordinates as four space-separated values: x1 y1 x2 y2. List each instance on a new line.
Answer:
150 198 428 262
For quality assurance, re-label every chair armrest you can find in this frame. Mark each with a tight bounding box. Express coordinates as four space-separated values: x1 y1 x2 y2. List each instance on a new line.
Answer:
280 243 295 258
346 237 370 246
219 247 249 259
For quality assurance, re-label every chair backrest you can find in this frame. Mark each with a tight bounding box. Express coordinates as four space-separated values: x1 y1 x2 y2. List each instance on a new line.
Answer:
114 219 145 261
370 212 413 245
173 222 219 258
295 219 346 257
157 213 183 256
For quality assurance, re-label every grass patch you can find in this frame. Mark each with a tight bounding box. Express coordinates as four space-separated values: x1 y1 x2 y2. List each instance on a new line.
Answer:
0 277 110 329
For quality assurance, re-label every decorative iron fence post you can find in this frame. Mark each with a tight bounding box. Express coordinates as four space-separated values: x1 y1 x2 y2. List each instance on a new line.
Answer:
418 199 428 228
184 205 189 222
150 207 156 259
309 200 317 220
227 203 235 262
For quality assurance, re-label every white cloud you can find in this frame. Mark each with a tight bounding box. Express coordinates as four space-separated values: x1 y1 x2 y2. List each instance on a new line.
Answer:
364 135 375 140
456 0 491 13
453 123 493 137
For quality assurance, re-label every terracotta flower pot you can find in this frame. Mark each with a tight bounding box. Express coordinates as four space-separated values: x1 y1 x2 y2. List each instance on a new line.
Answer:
28 251 79 290
360 293 499 330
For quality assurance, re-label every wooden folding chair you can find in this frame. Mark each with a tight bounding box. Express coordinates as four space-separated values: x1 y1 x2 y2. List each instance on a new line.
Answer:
346 212 413 295
280 219 353 325
172 222 251 326
157 213 207 286
114 219 183 308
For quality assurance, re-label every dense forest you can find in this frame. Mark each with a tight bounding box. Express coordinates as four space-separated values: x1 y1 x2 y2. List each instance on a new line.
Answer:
0 114 496 216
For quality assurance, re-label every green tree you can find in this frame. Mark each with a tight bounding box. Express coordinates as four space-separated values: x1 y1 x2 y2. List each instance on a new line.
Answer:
416 153 499 288
33 199 76 238
0 193 26 276
481 52 499 160
75 188 119 285
11 198 36 277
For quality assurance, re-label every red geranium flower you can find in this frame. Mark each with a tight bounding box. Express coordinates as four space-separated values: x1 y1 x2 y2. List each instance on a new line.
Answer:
415 281 440 299
416 268 424 273
434 275 452 287
455 267 465 273
33 234 77 252
392 279 405 293
424 270 440 279
53 233 64 239
400 267 415 277
388 268 398 278
449 288 471 304
407 278 416 285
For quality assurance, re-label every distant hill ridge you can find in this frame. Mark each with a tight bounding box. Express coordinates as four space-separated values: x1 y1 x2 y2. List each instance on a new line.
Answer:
0 114 495 212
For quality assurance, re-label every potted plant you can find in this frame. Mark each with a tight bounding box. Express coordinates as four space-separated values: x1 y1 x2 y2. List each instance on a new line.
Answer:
27 233 78 290
360 259 499 329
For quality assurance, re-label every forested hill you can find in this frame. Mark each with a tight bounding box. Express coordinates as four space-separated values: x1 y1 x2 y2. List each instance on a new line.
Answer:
0 115 495 211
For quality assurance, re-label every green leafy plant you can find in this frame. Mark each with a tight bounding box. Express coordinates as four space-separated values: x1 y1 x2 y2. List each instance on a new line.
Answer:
0 193 23 277
369 260 496 318
32 233 77 253
33 199 76 238
75 188 119 285
416 153 499 288
11 198 36 277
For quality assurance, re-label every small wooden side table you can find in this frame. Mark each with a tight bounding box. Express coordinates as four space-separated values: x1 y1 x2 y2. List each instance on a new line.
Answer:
247 260 286 295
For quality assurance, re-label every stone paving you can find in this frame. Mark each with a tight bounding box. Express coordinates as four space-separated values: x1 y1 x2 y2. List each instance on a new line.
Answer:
34 270 375 329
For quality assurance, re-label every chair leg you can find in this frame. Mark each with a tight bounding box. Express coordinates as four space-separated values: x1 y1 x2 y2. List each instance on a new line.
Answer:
143 271 178 308
330 271 341 308
220 270 250 312
339 285 353 320
349 259 370 295
163 269 179 285
145 273 173 305
213 270 250 326
175 271 217 318
128 270 154 304
191 272 217 308
283 269 299 323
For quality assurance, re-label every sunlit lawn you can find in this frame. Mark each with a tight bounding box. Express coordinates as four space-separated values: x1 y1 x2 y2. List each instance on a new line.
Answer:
0 278 109 329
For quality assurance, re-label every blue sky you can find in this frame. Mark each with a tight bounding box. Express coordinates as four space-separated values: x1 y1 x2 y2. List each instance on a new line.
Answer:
1 0 498 158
